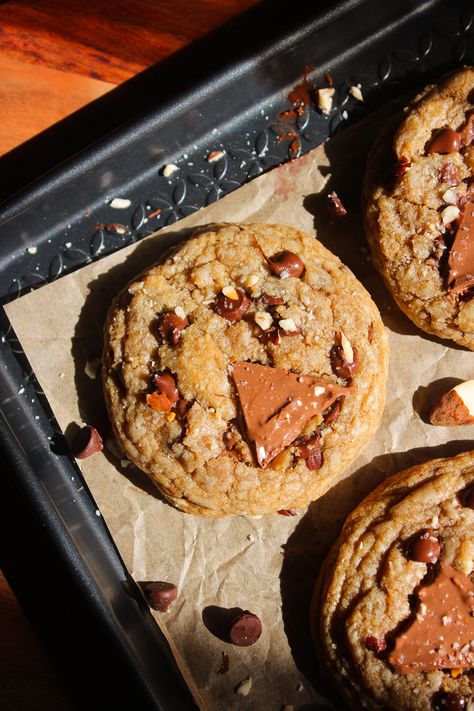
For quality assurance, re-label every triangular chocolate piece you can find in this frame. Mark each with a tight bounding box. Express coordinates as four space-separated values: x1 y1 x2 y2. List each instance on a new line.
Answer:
448 196 474 295
388 564 474 674
231 361 350 468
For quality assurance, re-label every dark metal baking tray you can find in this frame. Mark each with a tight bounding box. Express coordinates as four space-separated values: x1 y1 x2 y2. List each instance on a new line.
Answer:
0 0 473 708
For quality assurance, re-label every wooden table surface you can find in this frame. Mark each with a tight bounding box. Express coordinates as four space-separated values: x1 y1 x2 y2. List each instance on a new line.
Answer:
0 1 259 708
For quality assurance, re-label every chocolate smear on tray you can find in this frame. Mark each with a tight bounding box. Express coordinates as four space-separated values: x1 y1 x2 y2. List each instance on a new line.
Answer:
447 196 474 295
231 361 350 468
388 564 474 674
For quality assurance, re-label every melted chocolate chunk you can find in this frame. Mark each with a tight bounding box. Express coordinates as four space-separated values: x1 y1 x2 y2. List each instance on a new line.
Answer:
326 191 348 217
214 288 250 321
427 128 462 154
330 343 358 380
267 251 305 278
157 312 188 345
447 196 474 295
152 372 179 404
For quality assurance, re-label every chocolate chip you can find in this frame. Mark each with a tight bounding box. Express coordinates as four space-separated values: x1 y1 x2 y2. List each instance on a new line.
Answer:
143 581 177 612
152 372 179 404
175 398 190 420
259 293 285 306
326 191 348 217
267 251 304 278
324 399 341 425
72 425 103 459
364 635 387 656
427 128 462 155
214 288 250 321
407 530 441 563
432 691 467 711
157 312 188 345
229 612 262 647
395 156 411 177
298 434 323 470
330 343 357 380
460 484 474 509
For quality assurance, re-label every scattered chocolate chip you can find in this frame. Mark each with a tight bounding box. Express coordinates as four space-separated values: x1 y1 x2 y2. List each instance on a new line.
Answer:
268 251 305 278
143 581 177 612
364 635 387 656
229 612 262 647
216 652 229 674
395 155 411 177
278 509 298 516
72 425 103 459
326 191 348 217
407 530 441 564
157 312 188 345
330 343 357 380
152 372 179 404
438 162 459 186
324 399 341 425
432 690 467 711
427 128 461 155
214 288 250 321
460 484 474 509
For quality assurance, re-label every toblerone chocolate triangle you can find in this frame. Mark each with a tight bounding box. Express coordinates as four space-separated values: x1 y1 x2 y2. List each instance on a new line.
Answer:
231 361 350 468
388 564 474 674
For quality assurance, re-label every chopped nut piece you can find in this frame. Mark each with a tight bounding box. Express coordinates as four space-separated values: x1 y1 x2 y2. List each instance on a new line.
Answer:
349 84 363 101
174 305 186 319
317 87 335 114
443 189 458 205
207 150 225 163
340 330 354 364
235 677 252 696
279 317 298 332
162 164 179 177
222 285 239 300
430 379 474 426
241 274 259 288
84 357 101 380
441 205 460 225
109 197 131 209
255 311 273 331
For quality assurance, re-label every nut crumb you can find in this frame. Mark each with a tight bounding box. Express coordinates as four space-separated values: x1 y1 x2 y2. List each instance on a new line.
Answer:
174 305 186 319
222 285 239 300
84 358 101 380
235 677 252 696
109 198 131 209
255 311 273 331
27 246 37 255
162 164 179 177
441 205 460 225
317 87 335 115
242 274 259 288
349 85 363 101
279 317 298 332
207 150 225 163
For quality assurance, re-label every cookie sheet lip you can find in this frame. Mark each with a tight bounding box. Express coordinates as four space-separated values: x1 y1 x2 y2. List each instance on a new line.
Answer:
313 449 474 711
102 223 388 517
364 67 474 349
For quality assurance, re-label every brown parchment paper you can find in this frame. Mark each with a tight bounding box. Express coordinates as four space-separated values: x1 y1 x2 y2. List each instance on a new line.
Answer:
6 109 474 711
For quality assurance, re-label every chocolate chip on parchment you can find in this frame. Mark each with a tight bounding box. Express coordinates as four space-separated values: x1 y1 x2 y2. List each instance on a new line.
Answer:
267 251 305 278
229 612 262 647
72 425 103 459
143 581 178 612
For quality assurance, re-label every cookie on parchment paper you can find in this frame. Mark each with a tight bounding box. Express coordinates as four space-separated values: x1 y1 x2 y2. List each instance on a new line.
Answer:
313 450 474 711
102 223 388 517
364 67 474 348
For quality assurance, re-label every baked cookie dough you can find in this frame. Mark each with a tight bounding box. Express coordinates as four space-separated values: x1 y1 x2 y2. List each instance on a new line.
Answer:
364 67 474 348
313 450 474 711
102 223 388 516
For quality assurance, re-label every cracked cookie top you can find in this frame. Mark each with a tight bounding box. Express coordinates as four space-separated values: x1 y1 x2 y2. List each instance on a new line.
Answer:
102 223 388 516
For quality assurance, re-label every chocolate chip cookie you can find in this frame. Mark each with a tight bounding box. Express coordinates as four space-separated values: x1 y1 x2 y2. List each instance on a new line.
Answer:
312 450 474 711
364 67 474 348
102 223 388 516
